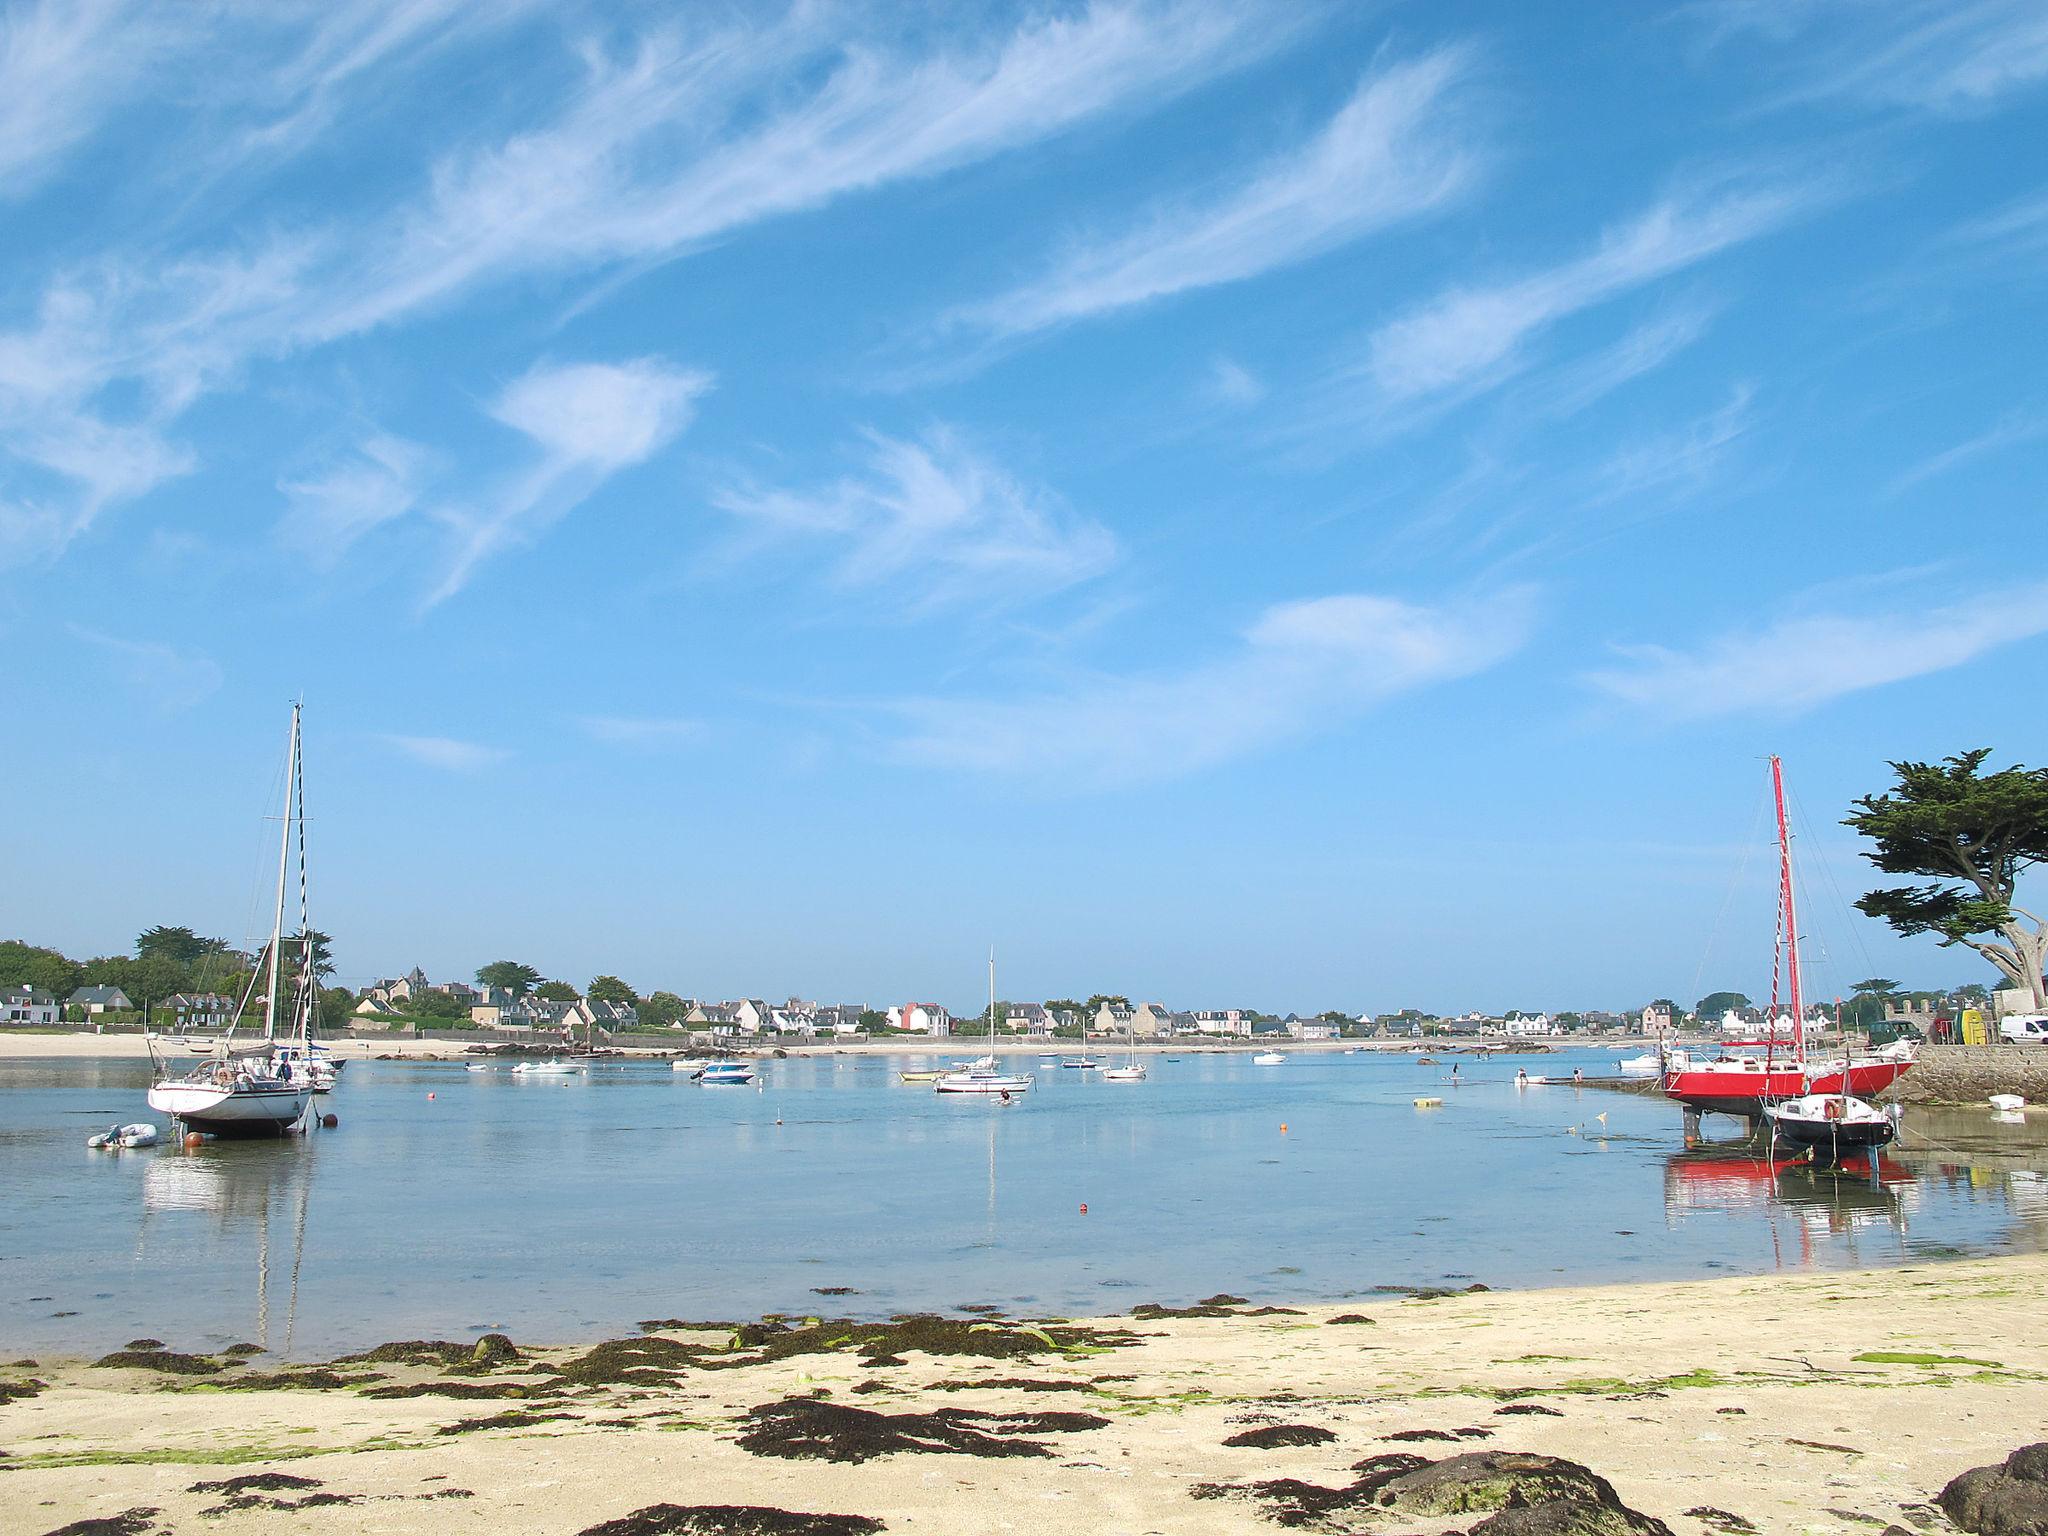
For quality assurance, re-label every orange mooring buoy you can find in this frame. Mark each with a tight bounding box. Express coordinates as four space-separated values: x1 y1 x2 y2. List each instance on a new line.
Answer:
1280 1123 1289 1134
427 1092 436 1100
321 1113 338 1128
184 1131 205 1149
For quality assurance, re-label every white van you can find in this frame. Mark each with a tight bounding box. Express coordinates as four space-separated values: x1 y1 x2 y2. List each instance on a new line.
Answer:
2000 1014 2048 1044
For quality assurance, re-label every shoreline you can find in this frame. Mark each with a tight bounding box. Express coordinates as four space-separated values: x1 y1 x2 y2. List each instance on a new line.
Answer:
6 1255 2044 1533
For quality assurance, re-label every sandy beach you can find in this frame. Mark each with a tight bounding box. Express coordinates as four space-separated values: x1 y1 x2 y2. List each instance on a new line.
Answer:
7 1255 2043 1535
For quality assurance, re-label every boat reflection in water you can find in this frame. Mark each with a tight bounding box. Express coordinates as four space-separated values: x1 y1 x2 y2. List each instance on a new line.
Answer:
141 1142 316 1352
1663 1144 1918 1268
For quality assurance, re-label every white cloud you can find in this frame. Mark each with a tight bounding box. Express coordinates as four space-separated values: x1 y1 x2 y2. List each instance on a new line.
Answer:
1887 407 2048 497
1583 578 2048 718
1719 0 2048 115
424 358 711 606
715 428 1118 609
1205 356 1267 407
67 622 222 712
0 0 164 198
379 734 508 771
953 47 1480 339
577 715 702 747
276 434 426 564
885 587 1536 787
299 1 1298 342
1584 384 1756 505
1362 179 1813 405
1532 305 1715 418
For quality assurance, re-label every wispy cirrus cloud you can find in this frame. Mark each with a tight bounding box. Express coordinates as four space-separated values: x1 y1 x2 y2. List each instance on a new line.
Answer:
715 428 1118 611
1887 407 2048 497
1361 177 1815 408
299 1 1304 342
67 622 222 712
576 715 702 748
378 733 508 771
1702 0 2048 116
1583 577 2048 718
949 46 1481 343
0 0 166 198
424 358 711 606
1 3 1291 565
276 433 426 564
884 587 1536 788
1529 304 1716 419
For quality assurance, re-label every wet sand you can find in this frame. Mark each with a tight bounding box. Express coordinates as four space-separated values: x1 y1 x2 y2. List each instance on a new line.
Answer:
6 1254 2043 1534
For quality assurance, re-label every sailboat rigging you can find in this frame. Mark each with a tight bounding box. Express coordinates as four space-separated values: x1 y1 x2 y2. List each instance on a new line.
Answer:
936 950 1033 1095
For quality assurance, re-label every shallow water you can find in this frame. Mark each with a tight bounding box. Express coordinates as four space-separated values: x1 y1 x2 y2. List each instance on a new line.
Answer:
3 1049 2044 1357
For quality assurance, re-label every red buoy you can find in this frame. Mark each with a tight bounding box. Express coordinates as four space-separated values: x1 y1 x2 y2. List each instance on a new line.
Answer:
1079 1203 1089 1215
427 1092 436 1100
321 1113 338 1129
184 1131 206 1149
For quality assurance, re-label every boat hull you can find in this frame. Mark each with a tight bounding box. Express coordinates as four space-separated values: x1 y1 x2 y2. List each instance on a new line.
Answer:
935 1074 1032 1094
146 1081 309 1136
1662 1059 1911 1117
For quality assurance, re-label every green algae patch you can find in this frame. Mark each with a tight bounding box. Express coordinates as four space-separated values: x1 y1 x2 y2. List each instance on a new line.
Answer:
1854 1350 2001 1368
92 1350 223 1376
717 1315 1138 1370
2 1434 432 1472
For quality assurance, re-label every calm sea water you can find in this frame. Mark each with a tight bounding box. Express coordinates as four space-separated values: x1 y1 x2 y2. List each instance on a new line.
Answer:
3 1048 2043 1358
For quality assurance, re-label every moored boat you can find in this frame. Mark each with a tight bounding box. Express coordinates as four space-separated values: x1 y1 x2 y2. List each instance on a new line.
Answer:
936 949 1034 1097
1253 1051 1287 1065
692 1059 756 1084
1763 1093 1900 1157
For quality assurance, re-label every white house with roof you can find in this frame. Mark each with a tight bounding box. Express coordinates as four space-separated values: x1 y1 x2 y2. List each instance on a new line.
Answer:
167 992 236 1029
2 985 60 1025
1287 1014 1341 1040
1192 1008 1250 1036
889 1002 951 1035
67 984 135 1015
1093 1000 1136 1036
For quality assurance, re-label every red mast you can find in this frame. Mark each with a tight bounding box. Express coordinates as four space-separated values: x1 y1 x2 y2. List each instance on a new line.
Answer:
1770 755 1806 1063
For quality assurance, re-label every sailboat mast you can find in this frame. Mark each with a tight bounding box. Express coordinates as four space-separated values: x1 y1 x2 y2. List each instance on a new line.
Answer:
1770 755 1806 1061
262 705 301 1043
291 703 312 1046
988 946 996 1049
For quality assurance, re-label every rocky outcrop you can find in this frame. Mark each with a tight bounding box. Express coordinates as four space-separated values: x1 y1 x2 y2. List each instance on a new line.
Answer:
1882 1045 2048 1105
1939 1443 2048 1534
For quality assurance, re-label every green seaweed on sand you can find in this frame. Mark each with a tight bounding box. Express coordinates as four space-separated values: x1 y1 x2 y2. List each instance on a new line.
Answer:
184 1369 362 1392
121 1339 165 1352
928 1378 1080 1393
1325 1314 1376 1325
577 1505 885 1536
1191 1453 1429 1528
222 1343 262 1357
1854 1350 2000 1368
736 1396 1107 1464
338 1339 477 1367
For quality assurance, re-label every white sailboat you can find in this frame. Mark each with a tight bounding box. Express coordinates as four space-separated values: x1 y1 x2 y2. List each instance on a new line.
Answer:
147 705 316 1137
936 951 1033 1096
1101 1008 1146 1081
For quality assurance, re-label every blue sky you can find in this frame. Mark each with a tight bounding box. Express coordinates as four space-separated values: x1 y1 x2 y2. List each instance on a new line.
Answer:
3 0 2046 1014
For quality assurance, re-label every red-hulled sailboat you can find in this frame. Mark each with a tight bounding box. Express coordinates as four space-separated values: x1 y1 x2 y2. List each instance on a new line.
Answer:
1661 757 1915 1120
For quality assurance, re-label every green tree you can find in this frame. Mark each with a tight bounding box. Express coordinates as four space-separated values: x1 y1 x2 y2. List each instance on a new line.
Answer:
534 980 578 1002
0 940 84 998
136 925 212 965
1847 749 2048 1007
1695 990 1751 1019
857 1008 887 1033
408 989 469 1019
639 991 688 1029
476 961 541 997
318 986 355 1029
588 974 639 1006
1954 981 1991 1005
128 954 190 1010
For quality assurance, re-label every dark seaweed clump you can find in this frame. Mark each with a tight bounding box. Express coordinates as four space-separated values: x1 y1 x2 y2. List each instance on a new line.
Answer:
222 1342 263 1357
723 1315 1133 1369
1225 1424 1339 1449
578 1505 885 1536
0 1377 46 1405
1325 1313 1377 1325
35 1508 165 1536
92 1350 221 1376
737 1396 1107 1464
437 1409 574 1435
121 1339 164 1351
545 1335 713 1388
338 1338 477 1367
1388 1427 1493 1442
198 1367 360 1392
929 1377 1079 1393
360 1378 539 1400
187 1471 345 1516
1498 1403 1565 1416
1193 1455 1430 1528
189 1473 322 1494
812 1287 859 1296
1685 1510 1758 1534
1130 1293 1304 1319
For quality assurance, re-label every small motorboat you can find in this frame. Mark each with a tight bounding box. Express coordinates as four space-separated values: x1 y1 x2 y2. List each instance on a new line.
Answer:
693 1060 756 1084
899 1069 943 1082
1253 1051 1287 1065
1989 1093 2026 1112
466 1063 489 1072
87 1123 160 1149
511 1060 580 1076
1059 1057 1098 1070
1764 1093 1900 1157
1619 1049 1688 1078
935 1070 1033 1094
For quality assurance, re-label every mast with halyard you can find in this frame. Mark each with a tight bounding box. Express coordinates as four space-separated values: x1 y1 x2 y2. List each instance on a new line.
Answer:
146 705 316 1136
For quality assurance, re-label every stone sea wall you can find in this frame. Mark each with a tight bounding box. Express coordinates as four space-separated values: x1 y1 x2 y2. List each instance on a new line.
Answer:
1884 1044 2048 1105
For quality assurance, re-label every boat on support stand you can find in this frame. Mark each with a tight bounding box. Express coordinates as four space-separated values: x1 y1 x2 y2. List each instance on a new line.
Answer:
1661 756 1915 1129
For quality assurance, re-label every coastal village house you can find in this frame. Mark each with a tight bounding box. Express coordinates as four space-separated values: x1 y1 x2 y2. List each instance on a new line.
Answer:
3 985 60 1025
1094 1001 1136 1036
1641 1001 1675 1032
889 1002 952 1035
67 984 136 1015
167 992 236 1029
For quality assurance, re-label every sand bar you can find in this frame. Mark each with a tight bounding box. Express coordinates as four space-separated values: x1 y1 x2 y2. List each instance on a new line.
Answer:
5 1254 2043 1534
